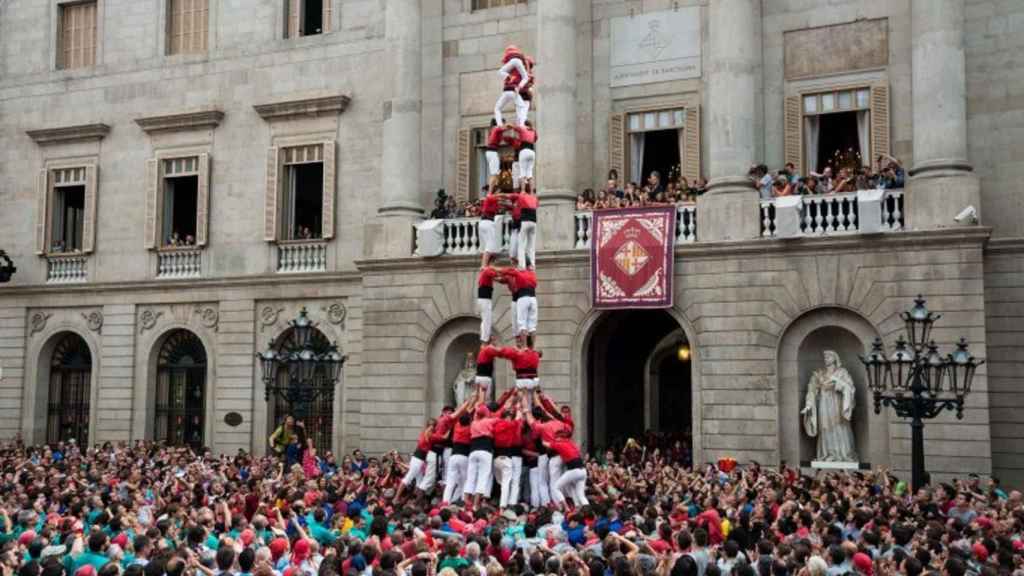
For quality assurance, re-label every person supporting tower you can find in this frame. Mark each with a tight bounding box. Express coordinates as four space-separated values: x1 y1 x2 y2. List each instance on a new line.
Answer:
477 266 500 344
492 402 524 510
497 337 541 409
442 400 475 504
495 45 530 126
475 337 502 399
396 418 439 502
501 267 538 344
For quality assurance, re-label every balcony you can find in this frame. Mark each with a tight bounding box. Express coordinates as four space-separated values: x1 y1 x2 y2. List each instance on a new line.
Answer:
45 253 88 283
276 239 328 273
574 204 697 249
760 189 904 238
156 247 202 279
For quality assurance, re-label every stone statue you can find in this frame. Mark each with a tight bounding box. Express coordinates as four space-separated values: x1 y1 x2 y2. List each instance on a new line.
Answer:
801 350 858 462
452 352 477 406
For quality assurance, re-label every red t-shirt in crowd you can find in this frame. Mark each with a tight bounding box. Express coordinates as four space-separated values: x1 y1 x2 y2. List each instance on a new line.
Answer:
470 415 500 439
453 420 472 445
493 418 523 448
548 437 582 462
535 418 570 444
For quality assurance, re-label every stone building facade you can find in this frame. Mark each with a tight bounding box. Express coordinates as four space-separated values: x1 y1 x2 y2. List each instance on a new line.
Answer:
0 0 1022 486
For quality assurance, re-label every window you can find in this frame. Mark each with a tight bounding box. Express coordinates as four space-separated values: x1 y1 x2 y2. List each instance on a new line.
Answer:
58 1 97 70
167 0 208 55
47 333 92 445
469 127 491 202
472 0 526 11
155 330 207 449
269 327 335 455
609 106 701 187
785 84 889 176
287 0 331 38
144 154 210 250
264 142 336 242
36 165 98 255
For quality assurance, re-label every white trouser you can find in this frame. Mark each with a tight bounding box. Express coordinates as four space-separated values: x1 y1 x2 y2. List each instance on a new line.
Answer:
495 90 529 126
418 451 438 492
478 219 499 255
516 296 538 334
515 378 538 410
442 447 452 480
530 454 551 507
512 162 521 189
477 298 493 342
494 455 514 508
443 453 468 503
518 149 535 180
508 225 519 262
486 150 500 176
510 456 523 506
401 456 426 488
554 467 588 507
548 455 565 505
518 221 537 269
464 449 494 496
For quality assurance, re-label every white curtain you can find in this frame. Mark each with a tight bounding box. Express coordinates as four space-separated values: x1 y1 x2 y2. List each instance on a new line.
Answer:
856 110 870 167
804 116 820 174
630 133 645 184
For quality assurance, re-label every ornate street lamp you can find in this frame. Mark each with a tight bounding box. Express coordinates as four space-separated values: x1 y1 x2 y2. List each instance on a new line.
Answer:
860 296 984 491
257 308 347 420
0 251 16 283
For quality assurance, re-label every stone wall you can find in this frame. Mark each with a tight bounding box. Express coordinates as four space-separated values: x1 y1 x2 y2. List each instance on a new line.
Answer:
984 246 1024 488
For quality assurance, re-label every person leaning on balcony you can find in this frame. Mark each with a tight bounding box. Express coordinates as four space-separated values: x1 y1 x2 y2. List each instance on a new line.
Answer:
832 168 856 194
771 176 793 198
796 175 821 196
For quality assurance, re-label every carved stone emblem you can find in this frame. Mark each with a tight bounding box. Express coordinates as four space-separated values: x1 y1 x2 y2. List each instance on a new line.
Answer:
139 308 164 334
29 312 52 336
323 303 347 327
260 306 285 332
194 306 219 332
81 310 104 333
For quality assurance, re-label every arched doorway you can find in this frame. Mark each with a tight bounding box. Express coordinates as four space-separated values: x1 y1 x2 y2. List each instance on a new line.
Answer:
427 317 505 420
47 332 92 444
269 326 335 454
154 329 207 449
586 310 693 456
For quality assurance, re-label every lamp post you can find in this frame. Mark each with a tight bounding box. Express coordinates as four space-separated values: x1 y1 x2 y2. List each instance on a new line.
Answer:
860 296 983 491
0 251 16 283
257 307 346 421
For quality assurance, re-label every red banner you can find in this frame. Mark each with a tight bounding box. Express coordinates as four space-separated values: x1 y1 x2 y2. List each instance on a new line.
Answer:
591 206 675 309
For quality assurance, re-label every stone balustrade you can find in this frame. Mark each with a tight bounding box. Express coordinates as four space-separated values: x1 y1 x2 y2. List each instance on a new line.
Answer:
276 240 328 273
46 253 88 283
761 189 905 238
574 204 698 249
438 216 513 255
156 247 202 279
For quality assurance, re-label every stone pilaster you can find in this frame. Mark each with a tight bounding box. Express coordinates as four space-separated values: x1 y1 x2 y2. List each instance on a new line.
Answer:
907 0 980 230
536 0 577 252
697 0 762 242
95 304 135 444
366 0 424 258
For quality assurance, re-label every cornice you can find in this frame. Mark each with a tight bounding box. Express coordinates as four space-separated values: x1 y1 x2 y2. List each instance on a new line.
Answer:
984 236 1024 255
26 123 110 145
253 94 351 121
134 110 224 134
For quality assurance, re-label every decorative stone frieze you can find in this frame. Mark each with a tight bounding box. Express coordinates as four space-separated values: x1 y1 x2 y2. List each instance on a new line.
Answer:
26 124 110 145
134 110 225 134
252 95 351 121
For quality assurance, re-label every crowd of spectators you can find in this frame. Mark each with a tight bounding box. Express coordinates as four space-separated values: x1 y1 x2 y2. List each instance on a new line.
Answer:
1 434 1020 576
576 171 708 212
749 154 905 201
431 190 482 220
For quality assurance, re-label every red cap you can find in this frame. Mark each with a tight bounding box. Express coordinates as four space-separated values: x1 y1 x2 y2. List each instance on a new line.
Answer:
18 531 36 546
75 566 97 576
975 516 994 530
240 529 255 546
852 553 873 576
292 538 310 562
112 533 128 548
973 542 989 562
269 537 289 561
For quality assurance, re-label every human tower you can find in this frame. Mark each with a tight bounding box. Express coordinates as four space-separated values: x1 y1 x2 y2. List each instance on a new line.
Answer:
395 46 588 513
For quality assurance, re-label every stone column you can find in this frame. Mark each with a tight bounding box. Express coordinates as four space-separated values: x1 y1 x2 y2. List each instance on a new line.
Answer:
365 0 423 258
907 0 980 230
535 0 577 251
696 0 762 242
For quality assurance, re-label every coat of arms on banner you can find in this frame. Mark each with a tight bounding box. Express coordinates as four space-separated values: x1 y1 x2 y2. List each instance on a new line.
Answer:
590 206 675 309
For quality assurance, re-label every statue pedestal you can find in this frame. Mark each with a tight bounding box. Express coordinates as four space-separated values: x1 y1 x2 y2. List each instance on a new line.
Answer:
808 460 864 471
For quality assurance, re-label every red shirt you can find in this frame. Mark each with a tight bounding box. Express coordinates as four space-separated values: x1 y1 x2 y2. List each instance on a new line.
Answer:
477 345 502 368
435 413 455 438
535 418 570 444
481 194 501 217
478 267 499 287
540 395 575 435
494 418 523 449
470 415 500 439
415 429 434 453
515 125 537 147
498 346 540 378
486 126 520 150
503 268 537 291
453 420 471 445
548 437 582 462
